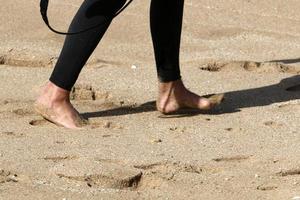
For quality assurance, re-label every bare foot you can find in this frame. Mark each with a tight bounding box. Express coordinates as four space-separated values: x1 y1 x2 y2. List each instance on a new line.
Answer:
157 79 224 114
34 82 88 129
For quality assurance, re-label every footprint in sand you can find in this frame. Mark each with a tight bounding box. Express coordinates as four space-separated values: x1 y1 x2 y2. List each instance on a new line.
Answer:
51 158 142 189
29 117 122 129
199 61 299 74
29 119 48 126
1 131 24 138
0 53 55 68
71 84 111 101
256 184 278 191
71 84 96 101
52 159 208 190
212 155 251 162
42 155 77 163
277 169 300 177
86 58 120 68
94 158 126 165
88 120 123 130
12 108 35 116
0 55 5 65
134 161 202 178
133 161 203 189
1 100 10 105
264 121 284 128
0 169 18 184
0 99 25 105
169 126 187 133
1 131 15 136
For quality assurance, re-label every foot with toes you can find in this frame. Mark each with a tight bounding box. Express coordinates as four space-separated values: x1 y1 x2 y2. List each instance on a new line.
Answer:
156 79 224 114
34 82 87 129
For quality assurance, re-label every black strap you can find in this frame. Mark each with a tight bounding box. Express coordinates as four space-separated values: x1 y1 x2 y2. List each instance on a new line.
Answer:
40 0 133 35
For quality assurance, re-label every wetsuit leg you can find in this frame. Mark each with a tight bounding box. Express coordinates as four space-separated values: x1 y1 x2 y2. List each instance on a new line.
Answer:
50 0 184 91
49 0 126 91
150 0 184 82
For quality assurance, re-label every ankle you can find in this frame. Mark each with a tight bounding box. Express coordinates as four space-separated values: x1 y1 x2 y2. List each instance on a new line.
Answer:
158 80 188 102
158 79 184 93
38 81 70 104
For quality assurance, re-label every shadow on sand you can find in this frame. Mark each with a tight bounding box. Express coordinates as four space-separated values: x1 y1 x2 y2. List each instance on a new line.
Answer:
270 58 300 65
82 75 300 119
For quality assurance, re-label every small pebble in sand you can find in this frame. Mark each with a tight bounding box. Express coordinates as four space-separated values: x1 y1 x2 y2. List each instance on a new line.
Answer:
169 127 178 131
256 185 277 191
255 174 260 178
131 65 137 69
102 134 112 138
151 139 162 143
7 175 18 182
104 122 112 128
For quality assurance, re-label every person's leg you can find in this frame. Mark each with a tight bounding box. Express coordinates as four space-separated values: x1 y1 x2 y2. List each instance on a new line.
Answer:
150 0 223 113
35 0 126 129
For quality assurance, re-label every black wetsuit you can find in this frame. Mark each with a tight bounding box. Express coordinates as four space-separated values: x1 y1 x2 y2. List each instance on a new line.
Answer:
49 0 184 91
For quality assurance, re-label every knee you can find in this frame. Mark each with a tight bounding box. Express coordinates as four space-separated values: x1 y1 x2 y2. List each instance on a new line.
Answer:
86 0 127 18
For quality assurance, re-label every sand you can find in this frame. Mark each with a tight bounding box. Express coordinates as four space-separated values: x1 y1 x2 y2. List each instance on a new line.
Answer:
0 0 300 199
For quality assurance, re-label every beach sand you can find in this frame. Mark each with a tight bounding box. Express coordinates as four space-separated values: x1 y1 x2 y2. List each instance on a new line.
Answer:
0 0 300 199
